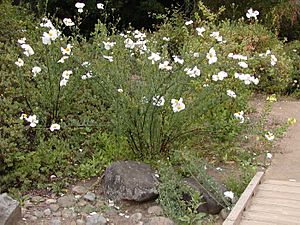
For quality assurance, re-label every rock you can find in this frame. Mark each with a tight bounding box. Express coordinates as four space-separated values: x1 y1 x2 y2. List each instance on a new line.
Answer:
44 208 51 216
144 217 175 225
24 200 33 209
77 200 88 207
57 195 76 208
83 192 96 202
46 199 57 204
130 212 143 223
33 210 44 218
62 208 75 219
0 193 22 225
147 206 163 216
182 177 226 215
103 161 159 202
51 217 62 225
31 196 45 203
72 185 88 194
53 211 62 217
49 204 60 212
86 214 107 225
220 208 230 220
76 219 86 225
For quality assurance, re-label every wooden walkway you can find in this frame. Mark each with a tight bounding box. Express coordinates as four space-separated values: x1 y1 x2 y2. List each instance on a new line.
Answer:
223 172 300 225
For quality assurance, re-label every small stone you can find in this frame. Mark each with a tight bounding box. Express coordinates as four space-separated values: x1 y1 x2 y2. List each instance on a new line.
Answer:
144 217 175 225
76 219 86 225
44 208 51 216
147 206 163 216
53 211 62 217
70 221 77 225
31 196 45 203
46 199 57 204
51 217 62 225
130 212 143 223
84 192 96 202
220 208 230 220
77 200 88 207
82 204 96 214
86 214 107 225
33 210 44 218
58 195 76 208
62 208 75 219
27 215 38 221
72 185 88 194
50 204 60 212
24 200 34 208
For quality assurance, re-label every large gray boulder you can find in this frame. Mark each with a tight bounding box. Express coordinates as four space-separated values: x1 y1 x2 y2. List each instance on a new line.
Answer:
0 193 22 225
102 161 159 202
182 177 226 215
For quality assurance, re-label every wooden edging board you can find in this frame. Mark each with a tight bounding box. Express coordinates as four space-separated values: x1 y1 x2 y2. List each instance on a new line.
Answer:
222 171 264 225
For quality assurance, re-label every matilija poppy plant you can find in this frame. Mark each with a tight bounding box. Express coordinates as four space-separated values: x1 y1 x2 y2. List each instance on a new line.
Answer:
75 2 85 13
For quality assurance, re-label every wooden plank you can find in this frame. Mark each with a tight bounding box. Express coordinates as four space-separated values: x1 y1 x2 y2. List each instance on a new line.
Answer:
259 183 300 194
247 204 300 218
243 211 300 224
264 179 300 187
223 171 264 225
252 197 300 209
255 189 300 201
239 220 274 225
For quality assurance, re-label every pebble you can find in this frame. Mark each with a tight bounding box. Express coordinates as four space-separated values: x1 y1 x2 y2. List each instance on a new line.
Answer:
62 208 75 219
147 206 163 216
84 192 96 202
51 217 62 225
46 198 57 204
220 208 230 220
31 196 45 203
86 214 107 225
76 219 86 225
44 208 51 216
77 200 88 207
33 210 44 218
130 212 143 223
24 200 34 208
50 204 60 212
144 217 175 225
57 195 76 208
72 185 88 194
82 204 96 214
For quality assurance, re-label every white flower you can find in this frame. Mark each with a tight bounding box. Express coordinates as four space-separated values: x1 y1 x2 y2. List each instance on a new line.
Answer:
148 52 161 64
117 88 123 93
81 71 93 80
40 18 54 29
62 70 73 79
206 47 217 64
63 18 75 26
50 123 60 132
124 38 135 49
228 53 247 60
32 66 41 77
103 55 113 62
82 61 90 67
162 37 170 41
193 52 200 58
60 79 68 87
271 55 277 66
224 191 234 200
234 111 245 123
15 58 24 67
133 30 146 39
21 44 34 57
42 29 60 45
97 3 104 9
159 61 172 71
25 115 39 127
266 152 273 159
238 61 248 68
173 55 184 64
75 2 85 13
153 95 165 106
246 8 259 19
265 132 275 141
61 44 73 55
171 98 185 112
212 71 228 81
196 27 206 36
58 56 69 63
103 41 116 50
184 66 201 78
227 90 236 98
185 20 193 25
19 113 28 120
259 50 271 58
17 37 26 44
